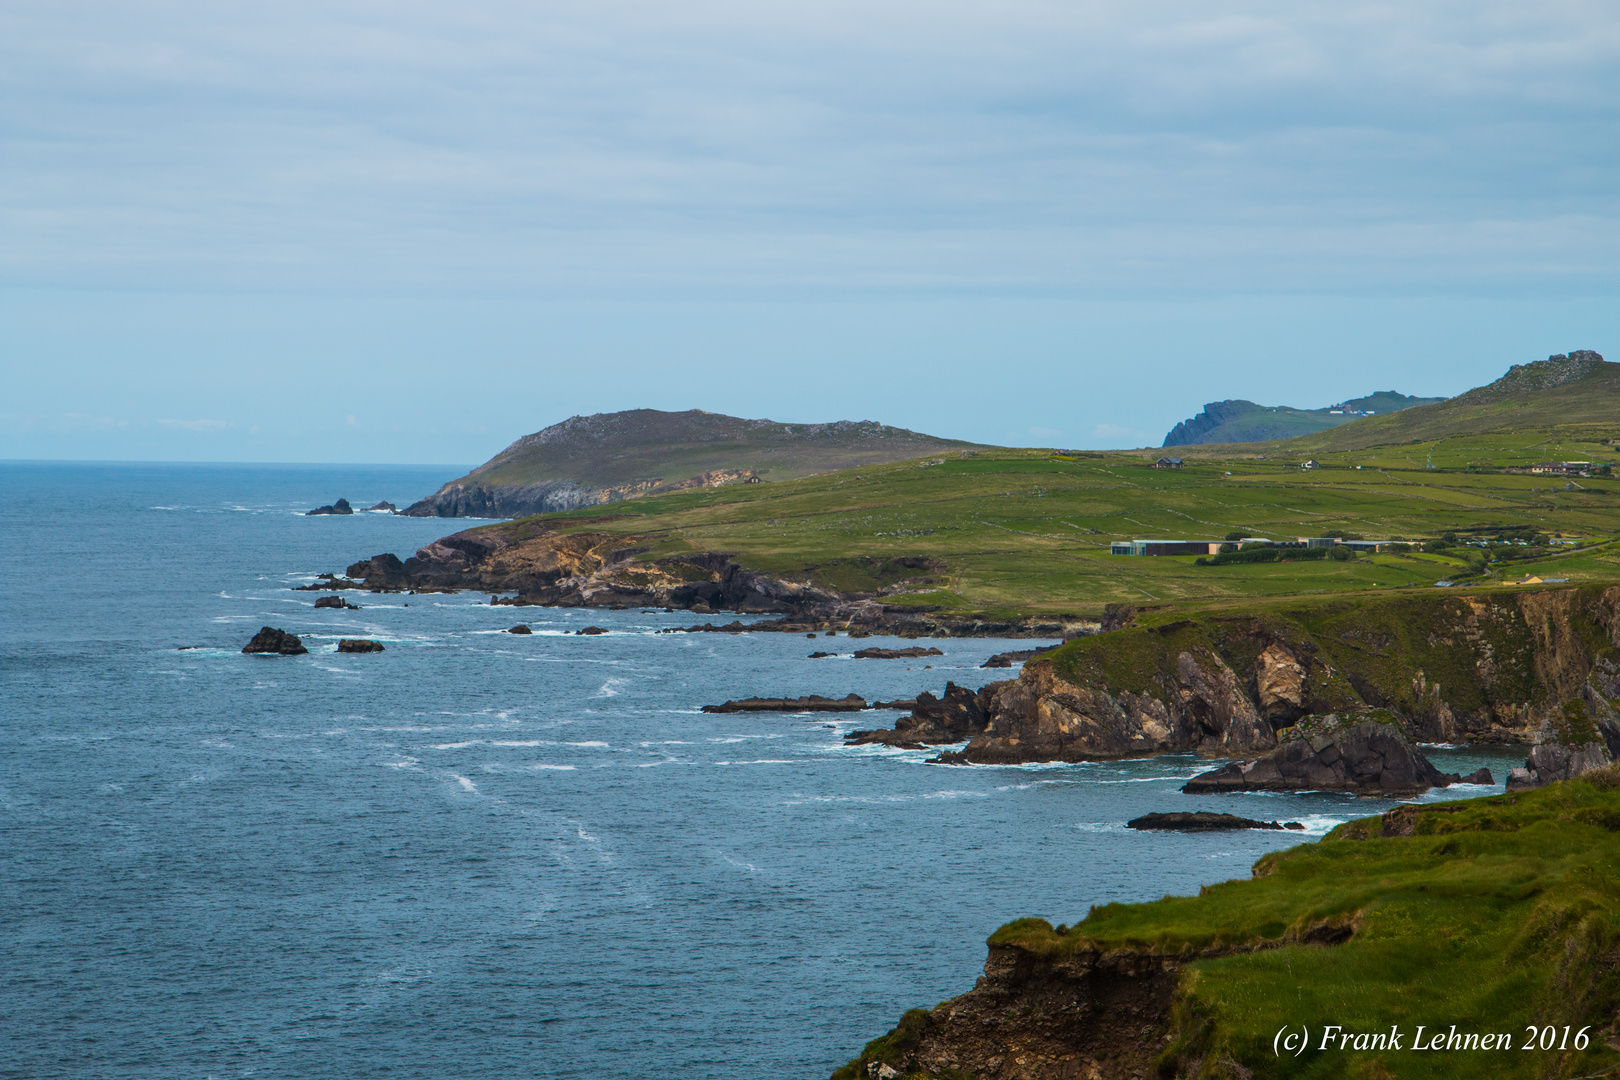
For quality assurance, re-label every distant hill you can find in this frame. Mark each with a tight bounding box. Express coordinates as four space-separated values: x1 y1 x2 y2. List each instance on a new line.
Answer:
1276 350 1619 453
403 409 980 517
1163 390 1445 447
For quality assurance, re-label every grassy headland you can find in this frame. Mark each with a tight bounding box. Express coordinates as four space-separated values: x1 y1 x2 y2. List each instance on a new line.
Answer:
837 769 1620 1079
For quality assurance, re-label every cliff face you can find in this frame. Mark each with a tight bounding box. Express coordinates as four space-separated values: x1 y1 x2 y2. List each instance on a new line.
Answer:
938 587 1620 763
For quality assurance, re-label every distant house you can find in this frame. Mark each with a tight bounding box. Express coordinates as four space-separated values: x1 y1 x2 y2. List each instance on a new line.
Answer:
744 474 762 484
1153 457 1184 469
1301 459 1319 470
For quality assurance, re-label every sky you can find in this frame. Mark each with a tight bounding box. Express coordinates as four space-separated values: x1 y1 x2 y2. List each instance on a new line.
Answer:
2 0 1616 463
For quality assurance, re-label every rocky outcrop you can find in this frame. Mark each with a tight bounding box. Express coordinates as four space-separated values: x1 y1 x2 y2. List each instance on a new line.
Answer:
335 530 1092 637
701 694 868 714
575 626 607 636
313 595 357 609
1505 698 1620 791
242 627 308 655
1126 812 1304 832
846 682 1005 747
366 501 397 512
982 644 1060 668
933 646 1277 765
507 624 533 634
306 498 353 515
1182 717 1469 796
337 639 385 653
294 573 366 591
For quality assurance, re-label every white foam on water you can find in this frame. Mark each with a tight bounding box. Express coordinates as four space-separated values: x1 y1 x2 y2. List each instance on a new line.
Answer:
708 734 784 743
594 678 627 697
452 774 478 792
1294 814 1345 836
566 741 611 748
714 759 796 766
1073 822 1128 833
526 764 576 771
431 741 479 750
492 740 547 747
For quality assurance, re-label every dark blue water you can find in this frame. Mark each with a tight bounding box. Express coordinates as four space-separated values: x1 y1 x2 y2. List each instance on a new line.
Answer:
0 463 1525 1080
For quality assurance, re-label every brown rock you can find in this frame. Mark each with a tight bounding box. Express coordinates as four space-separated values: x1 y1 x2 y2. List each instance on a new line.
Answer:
701 694 868 714
337 639 385 653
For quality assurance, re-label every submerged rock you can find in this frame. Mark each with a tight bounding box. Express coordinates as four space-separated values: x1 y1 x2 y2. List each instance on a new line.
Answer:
853 646 944 659
1126 812 1304 832
306 498 354 516
337 639 385 653
242 627 308 655
701 694 868 714
1183 717 1462 796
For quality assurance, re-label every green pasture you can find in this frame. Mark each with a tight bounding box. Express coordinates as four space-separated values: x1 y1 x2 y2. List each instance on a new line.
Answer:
470 438 1620 615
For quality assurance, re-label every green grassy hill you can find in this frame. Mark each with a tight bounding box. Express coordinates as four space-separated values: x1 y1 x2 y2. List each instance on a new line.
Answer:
838 770 1620 1079
1213 351 1620 455
1163 391 1445 447
402 409 980 517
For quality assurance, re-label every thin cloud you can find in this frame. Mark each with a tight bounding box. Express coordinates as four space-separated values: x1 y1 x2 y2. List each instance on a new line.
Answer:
157 418 229 431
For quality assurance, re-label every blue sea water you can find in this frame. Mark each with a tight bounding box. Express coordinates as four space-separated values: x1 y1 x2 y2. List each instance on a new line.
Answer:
0 462 1527 1080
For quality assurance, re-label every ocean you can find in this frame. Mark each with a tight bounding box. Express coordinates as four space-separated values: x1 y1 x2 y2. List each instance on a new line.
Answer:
0 462 1525 1079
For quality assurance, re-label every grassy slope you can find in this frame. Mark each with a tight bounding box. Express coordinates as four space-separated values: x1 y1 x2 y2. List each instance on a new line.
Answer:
1181 359 1620 457
983 771 1620 1077
468 428 1620 615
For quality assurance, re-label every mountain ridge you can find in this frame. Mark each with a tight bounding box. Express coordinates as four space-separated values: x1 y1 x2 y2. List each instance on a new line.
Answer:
1162 390 1446 447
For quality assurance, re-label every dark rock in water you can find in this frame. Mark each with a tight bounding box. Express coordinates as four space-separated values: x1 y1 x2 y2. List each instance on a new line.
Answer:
1183 716 1462 796
849 682 1005 747
242 627 308 655
576 626 608 635
337 639 385 653
345 553 411 591
1462 768 1494 785
981 643 1061 668
1127 812 1304 832
702 694 867 714
307 498 354 516
314 595 358 609
366 501 397 512
508 624 533 635
854 646 944 659
806 633 817 638
808 651 836 658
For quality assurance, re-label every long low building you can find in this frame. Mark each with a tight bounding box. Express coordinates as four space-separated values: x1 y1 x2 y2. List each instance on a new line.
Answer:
1110 540 1221 556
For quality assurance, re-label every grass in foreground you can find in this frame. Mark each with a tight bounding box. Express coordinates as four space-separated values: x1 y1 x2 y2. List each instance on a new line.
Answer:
984 772 1620 1078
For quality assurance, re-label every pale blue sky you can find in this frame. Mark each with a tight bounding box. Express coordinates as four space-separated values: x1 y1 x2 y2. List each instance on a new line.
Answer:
2 0 1616 462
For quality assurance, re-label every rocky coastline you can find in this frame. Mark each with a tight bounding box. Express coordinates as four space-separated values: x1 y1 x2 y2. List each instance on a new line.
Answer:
326 530 1094 639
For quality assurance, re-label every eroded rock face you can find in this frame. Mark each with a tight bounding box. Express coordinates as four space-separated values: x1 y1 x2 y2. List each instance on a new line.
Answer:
1255 643 1307 724
242 627 307 655
934 650 1277 765
1183 719 1461 796
306 498 353 516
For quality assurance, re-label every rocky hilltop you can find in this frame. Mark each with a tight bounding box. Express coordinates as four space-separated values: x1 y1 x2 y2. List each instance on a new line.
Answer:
402 409 978 518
